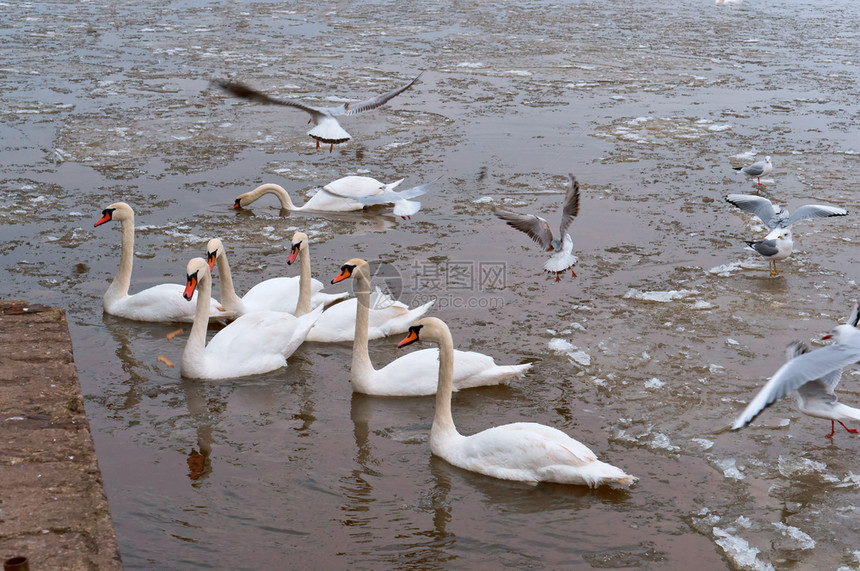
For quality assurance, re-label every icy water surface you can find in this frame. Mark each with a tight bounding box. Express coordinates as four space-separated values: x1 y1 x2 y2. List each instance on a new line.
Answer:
2 0 860 568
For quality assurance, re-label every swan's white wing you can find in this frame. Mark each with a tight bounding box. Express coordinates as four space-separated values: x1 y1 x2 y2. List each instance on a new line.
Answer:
458 422 598 473
493 208 554 251
732 344 860 429
558 174 581 238
214 80 321 116
337 72 423 117
785 204 848 227
111 283 229 322
240 276 304 314
323 176 387 199
725 194 780 228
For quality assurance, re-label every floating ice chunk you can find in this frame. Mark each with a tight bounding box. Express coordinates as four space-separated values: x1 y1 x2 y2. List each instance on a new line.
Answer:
623 288 697 302
777 456 826 478
472 196 494 204
709 363 725 374
713 527 775 571
548 338 575 353
726 338 740 346
692 300 713 309
714 458 745 480
592 378 607 387
569 322 586 332
709 261 744 276
568 350 591 366
692 438 714 450
457 62 483 68
645 377 665 389
708 124 732 132
649 432 679 452
772 522 815 551
838 472 860 488
505 70 532 76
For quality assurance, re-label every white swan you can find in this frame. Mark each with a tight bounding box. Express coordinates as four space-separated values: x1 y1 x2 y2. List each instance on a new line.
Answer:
296 254 433 343
94 202 230 323
180 257 323 380
214 73 422 151
206 237 346 317
330 258 531 395
398 317 637 488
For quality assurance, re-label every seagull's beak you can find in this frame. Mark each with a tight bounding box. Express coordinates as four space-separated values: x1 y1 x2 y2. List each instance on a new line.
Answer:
822 334 833 340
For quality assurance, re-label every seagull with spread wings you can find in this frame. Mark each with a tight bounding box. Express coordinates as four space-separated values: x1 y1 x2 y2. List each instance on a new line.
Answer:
732 306 860 438
213 72 422 152
493 174 581 282
725 193 848 276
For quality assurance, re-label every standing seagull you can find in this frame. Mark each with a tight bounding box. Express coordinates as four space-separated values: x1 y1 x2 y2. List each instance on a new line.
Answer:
733 156 772 186
213 73 423 152
732 306 860 438
725 193 848 276
493 174 580 282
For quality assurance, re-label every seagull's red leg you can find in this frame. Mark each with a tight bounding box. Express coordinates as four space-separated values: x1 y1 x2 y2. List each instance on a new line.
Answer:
329 143 333 152
316 140 320 149
571 268 577 278
837 420 859 434
555 273 561 282
826 420 836 438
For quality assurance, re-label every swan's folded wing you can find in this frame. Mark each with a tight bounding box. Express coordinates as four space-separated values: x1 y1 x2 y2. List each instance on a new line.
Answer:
462 423 597 470
732 344 860 429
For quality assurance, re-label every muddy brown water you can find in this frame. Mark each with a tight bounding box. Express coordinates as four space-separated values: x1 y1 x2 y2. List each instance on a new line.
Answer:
2 0 860 568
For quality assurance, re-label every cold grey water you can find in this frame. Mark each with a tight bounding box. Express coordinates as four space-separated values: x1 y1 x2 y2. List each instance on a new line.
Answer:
2 0 860 568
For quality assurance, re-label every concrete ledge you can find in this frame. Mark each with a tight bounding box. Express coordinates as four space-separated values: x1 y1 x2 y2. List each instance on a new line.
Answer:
0 300 122 570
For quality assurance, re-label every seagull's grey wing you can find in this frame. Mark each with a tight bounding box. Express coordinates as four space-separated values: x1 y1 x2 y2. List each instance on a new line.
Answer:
726 194 780 228
787 340 842 395
558 174 581 237
743 162 766 176
390 175 442 201
785 204 848 227
732 344 860 429
214 80 321 115
746 239 780 257
338 72 423 117
494 208 554 251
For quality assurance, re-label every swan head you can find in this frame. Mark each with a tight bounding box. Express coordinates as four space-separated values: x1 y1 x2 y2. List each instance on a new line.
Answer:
205 238 224 271
183 258 210 301
331 258 368 284
397 317 449 348
232 194 249 209
94 202 133 227
287 232 308 265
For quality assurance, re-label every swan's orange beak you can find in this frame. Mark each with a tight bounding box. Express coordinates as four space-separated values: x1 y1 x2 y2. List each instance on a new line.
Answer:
232 198 242 210
332 265 353 284
206 251 217 272
287 243 300 265
94 209 113 227
183 271 199 301
398 327 420 348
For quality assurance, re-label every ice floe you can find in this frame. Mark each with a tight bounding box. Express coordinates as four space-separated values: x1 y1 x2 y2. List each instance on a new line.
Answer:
623 288 697 302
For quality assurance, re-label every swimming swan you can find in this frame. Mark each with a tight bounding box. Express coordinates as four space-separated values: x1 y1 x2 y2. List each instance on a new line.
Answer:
330 258 531 395
94 202 229 323
398 317 637 487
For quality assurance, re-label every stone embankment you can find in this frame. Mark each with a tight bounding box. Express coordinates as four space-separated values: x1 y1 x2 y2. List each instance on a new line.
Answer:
0 300 122 570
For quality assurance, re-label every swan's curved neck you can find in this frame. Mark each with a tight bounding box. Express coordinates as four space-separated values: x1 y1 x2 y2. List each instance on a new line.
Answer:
294 245 313 316
105 213 135 303
350 267 375 382
433 327 458 435
184 270 212 370
214 252 243 312
249 184 297 210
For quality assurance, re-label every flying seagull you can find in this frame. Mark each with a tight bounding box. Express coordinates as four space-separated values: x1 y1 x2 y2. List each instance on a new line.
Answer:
725 193 848 276
732 306 860 438
493 174 580 282
213 73 423 152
